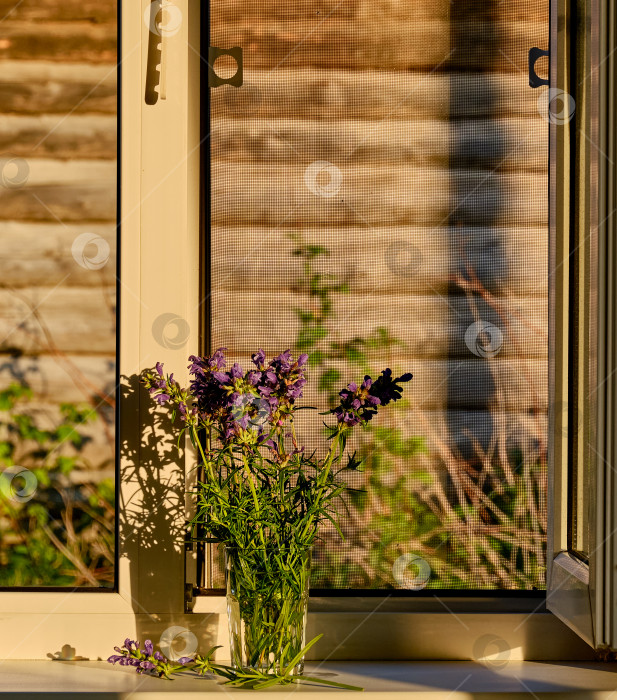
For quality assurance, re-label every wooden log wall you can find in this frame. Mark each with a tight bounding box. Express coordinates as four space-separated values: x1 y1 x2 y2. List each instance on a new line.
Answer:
0 0 117 469
0 0 550 477
210 0 550 460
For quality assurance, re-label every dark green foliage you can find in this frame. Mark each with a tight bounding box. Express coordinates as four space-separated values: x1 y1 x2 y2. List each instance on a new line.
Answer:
0 382 114 587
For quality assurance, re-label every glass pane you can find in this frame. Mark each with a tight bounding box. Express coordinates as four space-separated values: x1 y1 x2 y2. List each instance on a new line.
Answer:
569 2 597 563
207 0 549 589
0 1 117 587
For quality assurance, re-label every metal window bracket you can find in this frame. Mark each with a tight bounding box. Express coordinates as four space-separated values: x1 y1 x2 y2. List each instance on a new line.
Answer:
529 47 550 87
208 46 243 88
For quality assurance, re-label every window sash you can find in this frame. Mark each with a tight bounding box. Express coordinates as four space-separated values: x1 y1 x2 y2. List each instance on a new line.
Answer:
547 0 617 651
0 0 205 659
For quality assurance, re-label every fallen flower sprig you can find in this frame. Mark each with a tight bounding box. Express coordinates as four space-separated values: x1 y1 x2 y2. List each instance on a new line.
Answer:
107 638 193 679
108 636 363 691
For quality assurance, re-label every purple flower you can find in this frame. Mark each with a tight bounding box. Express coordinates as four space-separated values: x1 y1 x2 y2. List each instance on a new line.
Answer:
271 349 293 373
230 363 243 379
237 414 249 430
155 362 164 377
107 655 125 664
369 369 413 407
251 348 266 368
138 661 156 672
178 657 194 665
143 640 154 656
153 651 166 662
155 393 170 405
124 639 139 651
331 370 412 426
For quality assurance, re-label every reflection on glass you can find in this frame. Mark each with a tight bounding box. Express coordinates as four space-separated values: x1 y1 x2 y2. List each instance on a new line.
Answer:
0 1 117 587
207 0 549 589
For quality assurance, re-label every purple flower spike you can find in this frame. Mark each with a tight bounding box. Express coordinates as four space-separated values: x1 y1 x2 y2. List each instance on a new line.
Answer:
212 371 230 384
369 369 413 407
251 348 266 368
331 369 411 426
210 347 227 370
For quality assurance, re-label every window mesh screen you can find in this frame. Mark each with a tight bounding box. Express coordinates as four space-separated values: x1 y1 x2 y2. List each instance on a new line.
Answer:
207 0 549 590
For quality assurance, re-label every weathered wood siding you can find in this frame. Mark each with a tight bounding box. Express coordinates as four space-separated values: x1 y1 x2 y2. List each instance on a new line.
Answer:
210 0 549 460
0 0 117 467
0 0 550 477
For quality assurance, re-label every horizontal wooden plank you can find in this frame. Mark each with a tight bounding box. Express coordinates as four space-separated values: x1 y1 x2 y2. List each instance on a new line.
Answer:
0 354 546 418
0 159 116 222
0 115 116 159
211 0 548 24
211 164 547 227
2 399 544 473
210 291 548 360
0 21 116 62
211 20 544 72
0 61 116 114
211 0 450 23
0 185 115 221
0 222 116 287
0 287 116 355
0 159 115 184
0 0 116 23
10 401 114 470
211 225 548 298
208 352 547 413
212 69 550 121
211 117 548 171
0 354 114 404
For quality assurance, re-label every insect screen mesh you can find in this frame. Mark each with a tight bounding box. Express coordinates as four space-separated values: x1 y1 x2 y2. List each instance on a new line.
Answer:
206 0 549 590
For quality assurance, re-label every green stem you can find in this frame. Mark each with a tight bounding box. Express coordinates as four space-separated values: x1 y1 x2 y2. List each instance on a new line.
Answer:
191 424 215 483
242 452 266 548
299 427 345 541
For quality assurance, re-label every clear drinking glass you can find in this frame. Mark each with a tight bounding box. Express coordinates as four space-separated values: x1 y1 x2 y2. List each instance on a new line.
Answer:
225 546 311 675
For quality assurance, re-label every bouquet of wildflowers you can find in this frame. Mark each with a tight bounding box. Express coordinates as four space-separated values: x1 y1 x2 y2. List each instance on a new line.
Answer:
143 347 411 675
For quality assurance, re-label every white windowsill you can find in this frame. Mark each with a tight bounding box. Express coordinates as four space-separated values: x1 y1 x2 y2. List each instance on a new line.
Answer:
1 660 617 698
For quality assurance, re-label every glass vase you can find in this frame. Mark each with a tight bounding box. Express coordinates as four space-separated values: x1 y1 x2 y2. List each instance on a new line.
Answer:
224 546 311 675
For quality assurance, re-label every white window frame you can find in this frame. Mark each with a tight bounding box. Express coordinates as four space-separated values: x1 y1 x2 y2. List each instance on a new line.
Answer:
0 0 608 662
0 0 209 660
